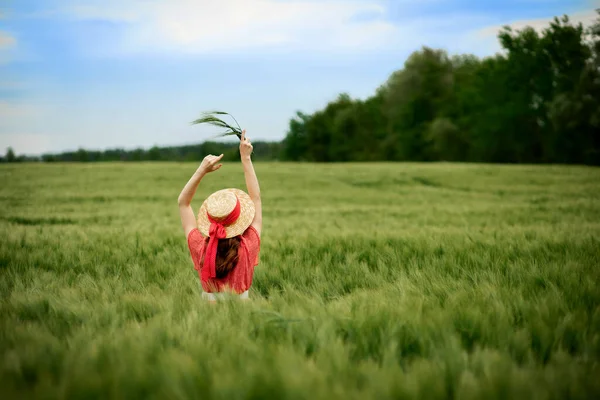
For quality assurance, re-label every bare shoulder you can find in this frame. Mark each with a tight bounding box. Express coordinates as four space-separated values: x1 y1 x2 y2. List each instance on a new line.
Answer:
244 225 261 242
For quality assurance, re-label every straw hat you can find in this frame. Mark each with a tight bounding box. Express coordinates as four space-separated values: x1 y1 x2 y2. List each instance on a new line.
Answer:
197 188 255 238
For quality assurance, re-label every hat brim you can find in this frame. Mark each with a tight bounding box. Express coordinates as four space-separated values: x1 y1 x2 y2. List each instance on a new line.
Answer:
197 188 255 238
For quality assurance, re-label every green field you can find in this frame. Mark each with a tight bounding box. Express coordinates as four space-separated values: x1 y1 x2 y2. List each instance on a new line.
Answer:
1 162 599 399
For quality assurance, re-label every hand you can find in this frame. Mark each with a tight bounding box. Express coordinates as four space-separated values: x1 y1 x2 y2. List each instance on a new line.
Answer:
199 154 224 174
240 130 253 160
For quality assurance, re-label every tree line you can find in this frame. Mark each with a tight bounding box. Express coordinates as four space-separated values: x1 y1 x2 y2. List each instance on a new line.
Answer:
2 12 598 165
1 142 283 163
282 12 600 165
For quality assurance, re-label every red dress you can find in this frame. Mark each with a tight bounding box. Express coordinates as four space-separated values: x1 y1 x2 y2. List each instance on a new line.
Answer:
187 226 260 294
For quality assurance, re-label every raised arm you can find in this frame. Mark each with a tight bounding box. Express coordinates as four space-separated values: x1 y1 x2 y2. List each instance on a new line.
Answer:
178 154 224 238
240 130 262 236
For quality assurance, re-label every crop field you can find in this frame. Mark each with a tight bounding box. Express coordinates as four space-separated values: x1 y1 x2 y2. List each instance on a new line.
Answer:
1 162 599 399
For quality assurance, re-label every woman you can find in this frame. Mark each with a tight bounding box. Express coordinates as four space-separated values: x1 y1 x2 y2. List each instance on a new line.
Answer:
178 130 262 301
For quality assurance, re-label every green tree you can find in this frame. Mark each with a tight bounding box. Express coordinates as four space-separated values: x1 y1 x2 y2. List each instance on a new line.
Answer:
148 146 161 161
296 93 355 162
382 47 454 160
546 10 600 164
497 15 592 162
75 148 89 162
329 96 360 162
131 148 145 161
282 112 310 161
6 147 16 163
426 118 465 161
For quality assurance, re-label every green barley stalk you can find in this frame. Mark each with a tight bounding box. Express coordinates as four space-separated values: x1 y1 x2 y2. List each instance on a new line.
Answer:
191 111 243 140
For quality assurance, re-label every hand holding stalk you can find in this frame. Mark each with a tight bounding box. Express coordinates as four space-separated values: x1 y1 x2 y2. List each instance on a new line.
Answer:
240 130 253 161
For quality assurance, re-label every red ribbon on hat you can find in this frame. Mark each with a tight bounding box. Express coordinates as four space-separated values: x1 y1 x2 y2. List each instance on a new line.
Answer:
202 198 241 281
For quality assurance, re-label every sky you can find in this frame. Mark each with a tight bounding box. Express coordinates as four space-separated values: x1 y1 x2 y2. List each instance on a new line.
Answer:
0 0 598 156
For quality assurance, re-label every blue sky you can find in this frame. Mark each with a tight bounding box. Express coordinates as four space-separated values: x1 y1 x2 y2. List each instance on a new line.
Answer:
0 0 597 155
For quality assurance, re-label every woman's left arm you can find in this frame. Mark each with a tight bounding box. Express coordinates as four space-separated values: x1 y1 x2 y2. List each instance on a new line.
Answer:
178 154 224 238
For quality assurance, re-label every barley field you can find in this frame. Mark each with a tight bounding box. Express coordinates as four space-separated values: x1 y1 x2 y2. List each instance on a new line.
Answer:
1 162 599 399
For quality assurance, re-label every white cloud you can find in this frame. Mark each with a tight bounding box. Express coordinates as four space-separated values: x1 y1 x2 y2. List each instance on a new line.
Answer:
455 9 598 57
0 30 16 49
62 0 398 54
0 101 84 155
61 1 598 58
477 9 598 43
0 133 55 156
0 29 17 64
0 102 54 155
0 101 41 119
0 80 25 90
67 3 139 22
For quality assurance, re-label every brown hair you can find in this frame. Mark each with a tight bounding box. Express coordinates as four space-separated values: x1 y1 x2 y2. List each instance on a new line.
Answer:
201 236 241 279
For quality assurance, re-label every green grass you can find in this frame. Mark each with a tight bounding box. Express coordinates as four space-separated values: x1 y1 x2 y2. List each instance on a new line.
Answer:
1 162 599 399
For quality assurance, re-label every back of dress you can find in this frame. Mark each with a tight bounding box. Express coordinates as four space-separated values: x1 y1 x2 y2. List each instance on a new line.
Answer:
187 226 260 295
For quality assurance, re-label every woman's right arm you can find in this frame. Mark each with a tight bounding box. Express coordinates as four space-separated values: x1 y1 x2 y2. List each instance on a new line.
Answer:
240 130 262 236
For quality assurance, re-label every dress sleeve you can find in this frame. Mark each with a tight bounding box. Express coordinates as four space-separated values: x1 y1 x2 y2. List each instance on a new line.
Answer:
187 228 205 271
243 226 261 267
